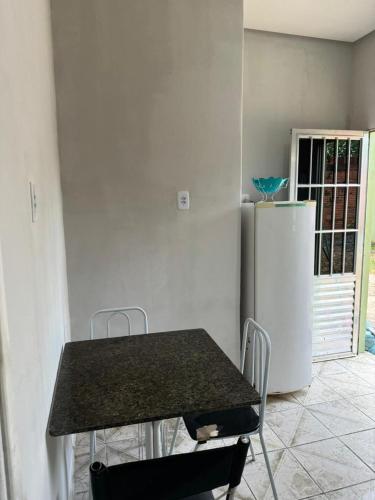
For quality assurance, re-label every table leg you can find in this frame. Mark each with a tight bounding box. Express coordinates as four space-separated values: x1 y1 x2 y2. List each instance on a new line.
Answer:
88 431 97 500
89 430 96 464
152 420 163 458
145 422 153 459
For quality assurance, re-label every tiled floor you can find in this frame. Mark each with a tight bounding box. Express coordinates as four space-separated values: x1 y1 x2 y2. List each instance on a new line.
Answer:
74 352 375 499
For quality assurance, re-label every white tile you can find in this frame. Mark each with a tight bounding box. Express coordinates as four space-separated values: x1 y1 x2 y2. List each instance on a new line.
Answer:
266 407 333 447
74 492 89 500
104 424 142 443
337 354 375 371
213 480 255 499
243 448 322 500
318 372 375 399
290 438 375 492
224 424 285 457
325 480 375 499
341 429 375 471
196 438 226 451
74 444 106 494
75 430 104 449
251 425 286 455
292 378 342 406
307 399 375 436
341 361 375 380
164 426 194 455
266 394 301 413
352 394 375 421
106 438 145 466
312 361 348 377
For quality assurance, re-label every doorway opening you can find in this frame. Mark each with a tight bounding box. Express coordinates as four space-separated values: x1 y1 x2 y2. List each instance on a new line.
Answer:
362 130 375 356
290 129 369 360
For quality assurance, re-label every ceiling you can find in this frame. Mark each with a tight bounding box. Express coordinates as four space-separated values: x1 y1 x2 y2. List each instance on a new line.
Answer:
244 0 375 42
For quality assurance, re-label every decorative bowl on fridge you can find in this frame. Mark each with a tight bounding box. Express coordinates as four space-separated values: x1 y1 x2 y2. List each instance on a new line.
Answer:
252 177 289 201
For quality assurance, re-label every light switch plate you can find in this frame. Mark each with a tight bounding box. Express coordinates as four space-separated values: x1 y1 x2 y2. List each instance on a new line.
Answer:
29 182 37 222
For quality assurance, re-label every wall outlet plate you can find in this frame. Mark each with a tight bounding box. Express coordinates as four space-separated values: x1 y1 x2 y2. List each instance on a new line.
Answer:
177 190 190 210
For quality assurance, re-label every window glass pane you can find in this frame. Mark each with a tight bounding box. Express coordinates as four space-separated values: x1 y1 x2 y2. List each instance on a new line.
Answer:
298 139 311 184
311 139 324 184
337 140 348 183
335 187 346 230
314 234 320 276
311 187 322 230
325 139 336 184
345 233 356 273
347 187 358 229
297 187 309 201
321 233 332 275
322 188 334 230
333 233 344 274
349 141 361 184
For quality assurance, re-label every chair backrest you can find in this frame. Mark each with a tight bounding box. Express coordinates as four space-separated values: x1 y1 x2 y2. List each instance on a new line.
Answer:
240 317 271 428
90 306 149 340
90 437 249 500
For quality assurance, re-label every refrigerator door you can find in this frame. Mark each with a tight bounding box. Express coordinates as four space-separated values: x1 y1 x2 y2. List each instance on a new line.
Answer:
255 201 315 393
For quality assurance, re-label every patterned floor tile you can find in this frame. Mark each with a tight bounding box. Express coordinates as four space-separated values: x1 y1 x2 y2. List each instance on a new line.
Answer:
75 430 104 450
104 424 143 444
325 480 375 499
340 429 375 471
106 438 146 465
292 378 342 406
74 492 89 500
266 394 301 413
307 399 375 436
290 438 375 492
318 372 375 399
213 480 255 499
74 444 106 494
243 448 322 499
266 407 333 447
312 361 348 377
352 394 375 421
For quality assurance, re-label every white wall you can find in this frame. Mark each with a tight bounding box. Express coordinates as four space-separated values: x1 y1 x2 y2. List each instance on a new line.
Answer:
243 30 353 198
0 0 71 498
351 30 375 130
51 0 243 362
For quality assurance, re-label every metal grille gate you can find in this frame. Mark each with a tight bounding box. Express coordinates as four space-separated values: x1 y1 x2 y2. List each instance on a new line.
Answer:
290 129 368 360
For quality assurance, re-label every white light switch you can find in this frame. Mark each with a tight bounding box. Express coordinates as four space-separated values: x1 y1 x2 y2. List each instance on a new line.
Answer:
177 191 190 210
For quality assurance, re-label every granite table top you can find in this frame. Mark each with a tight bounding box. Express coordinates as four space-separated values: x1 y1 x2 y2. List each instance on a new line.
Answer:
48 328 260 436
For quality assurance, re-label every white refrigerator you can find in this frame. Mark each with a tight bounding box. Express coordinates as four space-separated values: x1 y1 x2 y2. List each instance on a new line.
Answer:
241 201 315 394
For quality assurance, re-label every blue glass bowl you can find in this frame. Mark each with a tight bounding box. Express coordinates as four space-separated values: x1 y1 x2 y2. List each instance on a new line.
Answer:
252 177 289 198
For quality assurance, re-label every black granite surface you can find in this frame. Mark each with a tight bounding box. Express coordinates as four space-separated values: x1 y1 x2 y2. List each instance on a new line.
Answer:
48 329 260 436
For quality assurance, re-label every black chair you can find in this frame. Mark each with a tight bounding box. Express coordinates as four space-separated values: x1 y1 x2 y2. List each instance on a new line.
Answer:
169 318 278 500
90 436 249 500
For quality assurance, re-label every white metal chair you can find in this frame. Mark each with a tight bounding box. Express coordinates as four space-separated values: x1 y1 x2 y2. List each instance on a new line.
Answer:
89 306 149 464
168 318 278 499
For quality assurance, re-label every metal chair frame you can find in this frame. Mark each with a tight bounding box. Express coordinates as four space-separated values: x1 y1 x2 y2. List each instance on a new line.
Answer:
89 306 149 465
168 318 278 499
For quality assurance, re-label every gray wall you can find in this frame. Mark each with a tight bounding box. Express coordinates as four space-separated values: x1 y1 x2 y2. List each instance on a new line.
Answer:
0 0 72 497
51 0 243 361
351 31 375 243
351 30 375 130
243 30 353 199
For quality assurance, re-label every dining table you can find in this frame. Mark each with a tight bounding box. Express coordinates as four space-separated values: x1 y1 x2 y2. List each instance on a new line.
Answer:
48 328 261 464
